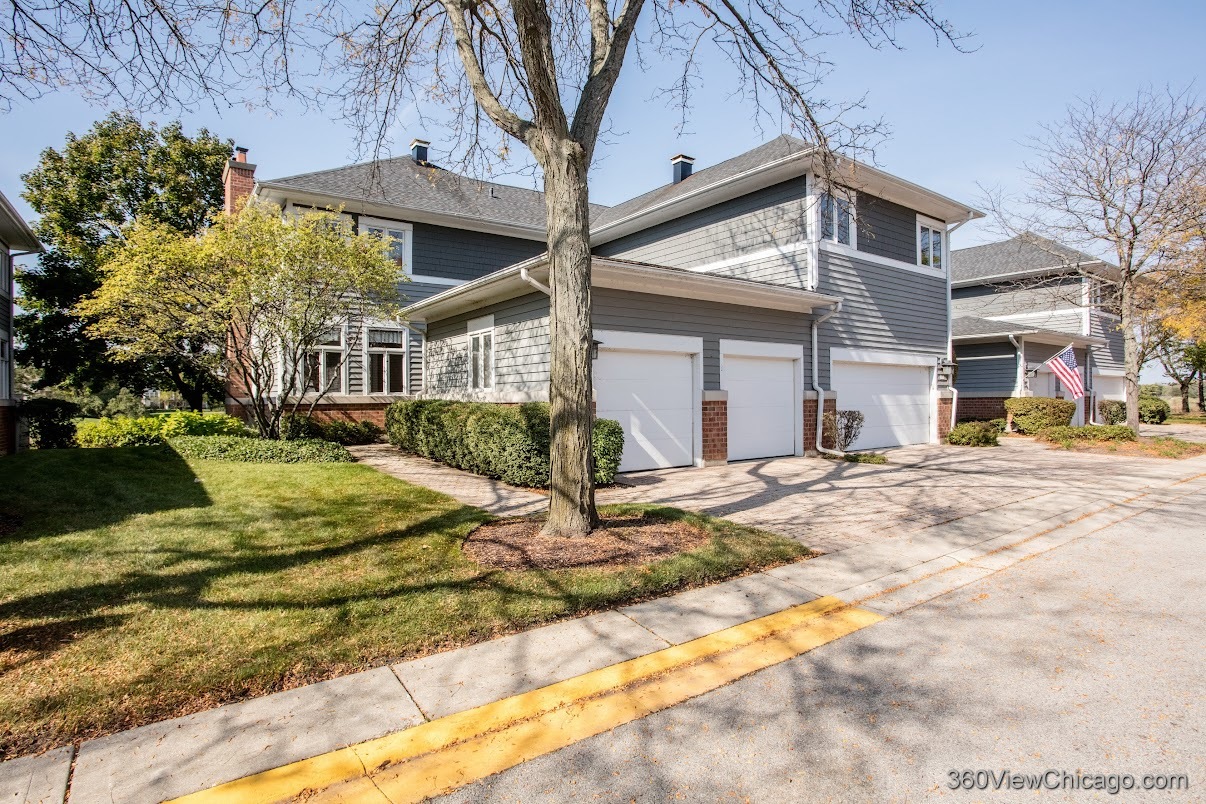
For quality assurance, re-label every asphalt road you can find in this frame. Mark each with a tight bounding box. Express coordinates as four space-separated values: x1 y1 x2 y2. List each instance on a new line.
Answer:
440 487 1205 803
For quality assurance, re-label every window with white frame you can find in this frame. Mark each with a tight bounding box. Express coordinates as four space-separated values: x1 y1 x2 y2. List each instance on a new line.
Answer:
0 335 10 399
360 217 413 275
917 218 945 270
304 328 346 394
467 315 494 390
366 327 407 394
819 191 855 247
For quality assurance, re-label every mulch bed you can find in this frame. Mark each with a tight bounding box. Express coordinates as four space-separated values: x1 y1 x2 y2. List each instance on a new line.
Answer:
464 513 710 570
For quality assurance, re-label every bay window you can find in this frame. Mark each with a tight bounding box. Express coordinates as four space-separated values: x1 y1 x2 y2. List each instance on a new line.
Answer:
366 327 408 394
304 328 345 394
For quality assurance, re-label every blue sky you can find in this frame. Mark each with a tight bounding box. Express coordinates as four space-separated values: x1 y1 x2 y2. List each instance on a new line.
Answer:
2 0 1202 382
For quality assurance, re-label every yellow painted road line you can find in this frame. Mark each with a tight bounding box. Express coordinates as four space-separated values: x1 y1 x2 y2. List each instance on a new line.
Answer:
170 597 881 804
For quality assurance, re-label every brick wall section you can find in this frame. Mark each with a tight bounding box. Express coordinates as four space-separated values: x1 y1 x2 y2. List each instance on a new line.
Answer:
803 397 838 452
0 405 13 455
937 397 953 440
701 399 728 463
955 396 1009 421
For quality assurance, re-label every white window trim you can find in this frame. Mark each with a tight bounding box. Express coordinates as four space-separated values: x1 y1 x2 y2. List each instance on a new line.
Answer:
830 347 941 367
305 326 348 395
359 216 415 277
915 215 947 274
818 240 946 277
818 189 857 249
363 323 409 396
467 314 495 391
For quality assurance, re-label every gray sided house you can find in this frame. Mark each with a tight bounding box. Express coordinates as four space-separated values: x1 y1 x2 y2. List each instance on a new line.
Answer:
0 190 41 454
950 235 1125 426
225 136 981 470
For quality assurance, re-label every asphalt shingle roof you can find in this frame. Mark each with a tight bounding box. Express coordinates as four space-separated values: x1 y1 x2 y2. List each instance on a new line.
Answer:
950 235 1103 284
951 315 1086 341
261 157 606 231
591 135 813 227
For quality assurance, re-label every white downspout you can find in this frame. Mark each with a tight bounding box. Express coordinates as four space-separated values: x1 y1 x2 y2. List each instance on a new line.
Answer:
943 214 972 438
811 301 844 457
520 265 551 295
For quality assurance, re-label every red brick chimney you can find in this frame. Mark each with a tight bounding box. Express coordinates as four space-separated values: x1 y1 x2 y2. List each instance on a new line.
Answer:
222 146 256 213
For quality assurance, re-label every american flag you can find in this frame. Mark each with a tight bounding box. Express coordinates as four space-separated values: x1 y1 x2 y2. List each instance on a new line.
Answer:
1046 346 1084 399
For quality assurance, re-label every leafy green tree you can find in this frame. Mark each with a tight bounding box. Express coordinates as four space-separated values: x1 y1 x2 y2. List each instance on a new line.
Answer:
17 112 231 408
83 202 404 438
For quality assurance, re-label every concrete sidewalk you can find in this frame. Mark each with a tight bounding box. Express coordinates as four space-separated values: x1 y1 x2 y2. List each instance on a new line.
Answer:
6 455 1204 804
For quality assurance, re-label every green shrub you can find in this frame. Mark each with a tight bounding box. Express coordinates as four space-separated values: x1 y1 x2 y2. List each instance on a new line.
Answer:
1139 397 1170 424
947 421 1000 447
168 436 353 463
1098 399 1127 425
1036 425 1137 445
19 398 80 449
385 399 626 487
281 414 384 445
1003 397 1077 434
77 411 247 447
988 418 1008 433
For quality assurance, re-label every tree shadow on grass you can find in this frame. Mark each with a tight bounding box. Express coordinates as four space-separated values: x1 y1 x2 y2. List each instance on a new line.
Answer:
3 446 213 541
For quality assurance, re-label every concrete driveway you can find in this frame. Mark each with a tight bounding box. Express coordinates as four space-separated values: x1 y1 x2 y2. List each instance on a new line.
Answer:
604 439 1201 553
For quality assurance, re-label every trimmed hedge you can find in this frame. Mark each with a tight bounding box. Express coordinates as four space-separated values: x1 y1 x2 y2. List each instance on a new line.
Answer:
1139 397 1170 424
1098 399 1127 425
947 421 1000 447
1003 397 1077 434
385 399 625 487
1036 425 1137 445
280 414 383 445
168 435 353 463
77 411 247 448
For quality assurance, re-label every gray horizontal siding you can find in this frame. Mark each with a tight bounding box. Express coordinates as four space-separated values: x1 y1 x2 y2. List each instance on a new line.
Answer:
592 288 815 390
856 195 917 264
400 280 458 307
412 222 544 282
1090 314 1126 373
954 342 1017 395
594 178 809 272
816 248 949 387
952 277 1085 319
1024 342 1085 370
409 330 424 393
426 292 550 394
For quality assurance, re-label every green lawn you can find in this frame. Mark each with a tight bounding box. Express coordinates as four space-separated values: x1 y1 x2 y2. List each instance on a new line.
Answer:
0 447 806 759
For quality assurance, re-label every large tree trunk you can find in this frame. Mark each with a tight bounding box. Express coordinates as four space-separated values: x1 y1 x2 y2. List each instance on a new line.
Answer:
1120 283 1141 432
1198 370 1204 412
1180 382 1191 414
541 140 598 537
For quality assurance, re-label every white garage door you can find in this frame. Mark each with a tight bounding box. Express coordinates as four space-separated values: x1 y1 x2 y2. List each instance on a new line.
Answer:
726 356 797 461
595 350 694 472
831 361 932 450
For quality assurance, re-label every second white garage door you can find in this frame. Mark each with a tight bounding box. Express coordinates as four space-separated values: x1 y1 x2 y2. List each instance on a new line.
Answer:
595 349 694 472
726 356 797 461
831 361 932 450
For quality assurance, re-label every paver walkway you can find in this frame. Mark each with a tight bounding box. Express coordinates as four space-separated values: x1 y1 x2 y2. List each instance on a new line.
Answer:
353 438 1199 554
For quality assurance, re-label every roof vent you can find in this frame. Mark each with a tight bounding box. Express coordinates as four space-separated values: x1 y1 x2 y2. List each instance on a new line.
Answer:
410 139 430 164
671 154 694 184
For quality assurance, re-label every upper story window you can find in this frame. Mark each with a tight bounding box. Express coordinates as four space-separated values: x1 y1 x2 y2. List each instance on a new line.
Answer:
1089 279 1121 315
468 315 494 390
366 327 407 395
360 217 413 275
819 192 854 247
304 327 345 394
917 218 945 270
1 253 11 299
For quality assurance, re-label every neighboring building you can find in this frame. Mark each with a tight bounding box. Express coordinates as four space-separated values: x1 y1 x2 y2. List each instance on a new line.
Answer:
949 235 1125 426
0 190 41 454
227 135 982 470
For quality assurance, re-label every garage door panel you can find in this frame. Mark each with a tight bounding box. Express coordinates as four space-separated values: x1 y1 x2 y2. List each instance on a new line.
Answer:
831 361 932 450
726 355 797 462
595 350 694 472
